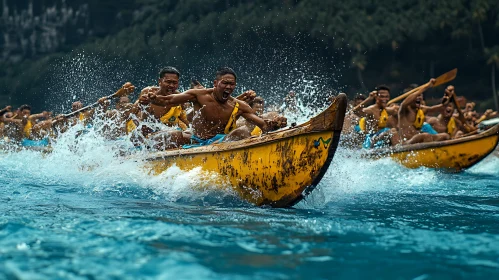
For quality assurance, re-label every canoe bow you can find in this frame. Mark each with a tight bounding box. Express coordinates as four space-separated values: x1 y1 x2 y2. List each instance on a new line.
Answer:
142 93 348 207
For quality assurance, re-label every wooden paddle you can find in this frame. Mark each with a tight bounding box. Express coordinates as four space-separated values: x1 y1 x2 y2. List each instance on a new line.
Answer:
350 91 376 114
387 68 458 106
459 130 479 138
444 87 475 133
54 82 135 122
450 93 466 123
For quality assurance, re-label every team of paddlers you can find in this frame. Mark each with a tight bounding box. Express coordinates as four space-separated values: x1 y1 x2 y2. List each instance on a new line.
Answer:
0 66 498 150
342 80 498 149
0 67 288 149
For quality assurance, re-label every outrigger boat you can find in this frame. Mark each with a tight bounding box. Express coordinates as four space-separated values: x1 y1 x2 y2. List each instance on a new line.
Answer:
362 124 499 172
140 94 348 207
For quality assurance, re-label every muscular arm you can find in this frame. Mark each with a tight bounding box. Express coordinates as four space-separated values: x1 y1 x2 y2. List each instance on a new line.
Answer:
239 101 286 133
400 89 425 113
29 112 47 121
2 117 22 124
0 108 9 116
152 89 205 106
238 101 268 132
422 104 444 115
351 96 374 117
242 112 267 130
386 105 399 116
427 117 440 130
33 119 55 130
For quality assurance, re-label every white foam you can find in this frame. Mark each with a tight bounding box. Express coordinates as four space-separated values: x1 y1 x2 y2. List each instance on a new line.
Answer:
467 153 499 175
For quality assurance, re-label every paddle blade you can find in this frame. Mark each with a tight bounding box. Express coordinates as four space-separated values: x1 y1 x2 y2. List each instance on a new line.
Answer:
387 68 458 105
434 68 457 87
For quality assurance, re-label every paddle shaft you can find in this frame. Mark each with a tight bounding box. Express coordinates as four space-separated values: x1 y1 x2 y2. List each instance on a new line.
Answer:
350 93 375 114
387 69 457 105
460 130 479 137
53 83 134 123
449 91 475 133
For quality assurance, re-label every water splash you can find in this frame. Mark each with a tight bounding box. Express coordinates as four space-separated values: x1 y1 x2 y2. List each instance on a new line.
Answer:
7 51 498 209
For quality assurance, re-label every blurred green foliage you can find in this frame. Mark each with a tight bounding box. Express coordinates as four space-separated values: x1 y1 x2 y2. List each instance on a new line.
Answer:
1 0 499 111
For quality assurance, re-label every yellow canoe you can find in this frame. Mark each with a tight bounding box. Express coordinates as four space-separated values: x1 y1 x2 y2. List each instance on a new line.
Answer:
362 124 499 172
141 94 348 207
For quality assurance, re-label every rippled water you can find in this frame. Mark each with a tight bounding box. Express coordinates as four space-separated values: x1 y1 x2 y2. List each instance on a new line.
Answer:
1 131 498 279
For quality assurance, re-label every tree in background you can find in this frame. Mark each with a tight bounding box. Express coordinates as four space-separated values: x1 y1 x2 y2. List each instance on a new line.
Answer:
1 0 499 112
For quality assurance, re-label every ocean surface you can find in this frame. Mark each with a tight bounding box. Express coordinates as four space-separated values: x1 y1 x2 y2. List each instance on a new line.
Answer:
1 130 499 279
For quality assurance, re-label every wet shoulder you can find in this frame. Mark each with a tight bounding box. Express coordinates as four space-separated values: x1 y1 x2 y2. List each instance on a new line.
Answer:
234 99 252 112
363 104 377 114
427 116 439 125
140 86 159 94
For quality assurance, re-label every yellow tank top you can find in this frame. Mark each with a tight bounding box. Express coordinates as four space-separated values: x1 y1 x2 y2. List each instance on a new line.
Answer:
251 126 262 136
224 102 240 134
358 117 366 132
414 109 425 129
79 113 85 122
160 106 188 130
447 117 456 134
23 120 32 138
126 119 138 134
378 109 388 129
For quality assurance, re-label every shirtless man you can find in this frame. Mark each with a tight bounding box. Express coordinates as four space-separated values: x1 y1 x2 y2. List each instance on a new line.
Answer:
0 106 12 139
15 105 50 140
352 86 399 148
54 101 93 134
131 66 189 132
0 104 52 145
98 96 134 139
398 78 450 144
350 94 367 109
149 67 286 148
428 101 464 139
185 78 261 124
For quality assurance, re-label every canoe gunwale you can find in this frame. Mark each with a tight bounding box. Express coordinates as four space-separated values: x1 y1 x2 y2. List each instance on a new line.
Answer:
144 93 348 161
141 93 348 207
364 123 499 158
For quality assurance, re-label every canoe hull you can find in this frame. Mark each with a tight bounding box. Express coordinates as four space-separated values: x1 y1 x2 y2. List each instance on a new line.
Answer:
144 94 348 207
147 130 339 207
364 124 499 172
390 134 499 171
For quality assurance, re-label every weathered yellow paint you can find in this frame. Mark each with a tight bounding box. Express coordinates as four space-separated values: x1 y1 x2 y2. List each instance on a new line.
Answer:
147 131 336 207
362 124 499 172
141 93 348 207
390 135 499 171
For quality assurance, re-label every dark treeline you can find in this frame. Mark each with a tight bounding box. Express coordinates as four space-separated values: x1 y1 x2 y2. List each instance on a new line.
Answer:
1 0 499 112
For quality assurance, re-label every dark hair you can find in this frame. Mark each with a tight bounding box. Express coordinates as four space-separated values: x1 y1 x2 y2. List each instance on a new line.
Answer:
159 66 180 78
216 67 237 80
354 94 366 101
19 104 31 111
375 85 391 93
0 110 7 117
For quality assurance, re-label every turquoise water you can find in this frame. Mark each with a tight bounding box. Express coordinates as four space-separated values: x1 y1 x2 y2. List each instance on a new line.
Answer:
1 135 499 279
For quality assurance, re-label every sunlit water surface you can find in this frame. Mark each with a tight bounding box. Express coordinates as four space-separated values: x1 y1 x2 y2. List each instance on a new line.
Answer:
1 126 498 280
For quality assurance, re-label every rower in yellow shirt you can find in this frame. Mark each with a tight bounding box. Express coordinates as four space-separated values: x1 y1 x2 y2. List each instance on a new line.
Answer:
351 86 399 148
